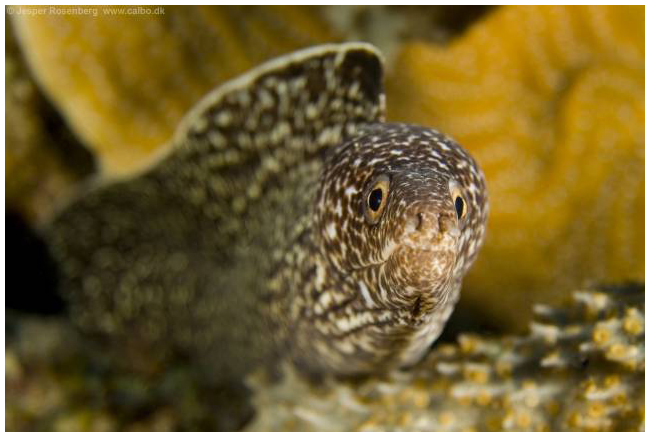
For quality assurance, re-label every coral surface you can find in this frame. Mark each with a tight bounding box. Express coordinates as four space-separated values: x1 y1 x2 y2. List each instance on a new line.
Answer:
7 285 643 431
5 16 93 222
5 313 253 431
247 284 644 431
11 6 335 174
387 5 644 331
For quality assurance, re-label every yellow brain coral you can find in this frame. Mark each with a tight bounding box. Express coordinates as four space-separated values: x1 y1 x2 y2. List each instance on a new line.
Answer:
386 5 644 331
11 6 334 175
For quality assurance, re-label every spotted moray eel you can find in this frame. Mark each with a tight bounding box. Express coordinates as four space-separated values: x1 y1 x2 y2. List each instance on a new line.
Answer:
44 43 488 382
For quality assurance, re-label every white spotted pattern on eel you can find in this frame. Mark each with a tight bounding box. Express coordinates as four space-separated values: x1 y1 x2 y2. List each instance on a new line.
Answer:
44 43 488 380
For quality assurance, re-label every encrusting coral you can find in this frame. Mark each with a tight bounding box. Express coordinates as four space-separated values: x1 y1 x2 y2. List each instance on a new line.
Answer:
7 284 643 431
386 5 644 331
247 284 644 431
11 6 335 175
5 313 254 431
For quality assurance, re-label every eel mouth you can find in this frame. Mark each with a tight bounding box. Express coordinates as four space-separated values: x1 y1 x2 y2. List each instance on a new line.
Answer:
351 234 459 279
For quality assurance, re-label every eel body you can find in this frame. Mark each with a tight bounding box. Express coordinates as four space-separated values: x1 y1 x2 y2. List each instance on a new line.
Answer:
45 43 488 381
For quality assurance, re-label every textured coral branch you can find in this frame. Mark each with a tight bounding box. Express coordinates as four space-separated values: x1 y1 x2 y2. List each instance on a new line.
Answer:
247 284 644 431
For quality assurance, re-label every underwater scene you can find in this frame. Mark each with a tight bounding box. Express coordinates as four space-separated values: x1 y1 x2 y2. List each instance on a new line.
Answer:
5 5 644 431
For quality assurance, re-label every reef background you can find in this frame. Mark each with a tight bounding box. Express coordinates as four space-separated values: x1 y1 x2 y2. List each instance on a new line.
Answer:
5 5 644 431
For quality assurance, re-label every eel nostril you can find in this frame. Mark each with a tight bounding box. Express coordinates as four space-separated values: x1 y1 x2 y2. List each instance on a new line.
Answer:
415 212 424 232
406 212 459 236
404 212 424 234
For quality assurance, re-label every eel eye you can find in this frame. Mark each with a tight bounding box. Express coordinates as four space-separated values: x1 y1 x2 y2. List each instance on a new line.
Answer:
364 175 389 224
449 181 468 223
454 195 466 220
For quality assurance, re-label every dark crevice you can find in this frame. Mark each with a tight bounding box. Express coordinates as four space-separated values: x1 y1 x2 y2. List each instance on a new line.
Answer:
5 209 65 315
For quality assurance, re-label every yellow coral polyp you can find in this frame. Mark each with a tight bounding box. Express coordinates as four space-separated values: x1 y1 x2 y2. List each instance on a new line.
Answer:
437 410 455 427
603 374 620 388
567 411 583 428
476 389 492 406
587 401 606 418
523 392 540 409
605 343 627 360
592 326 612 345
463 365 489 384
622 309 643 335
515 412 532 429
458 334 481 354
495 360 513 377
